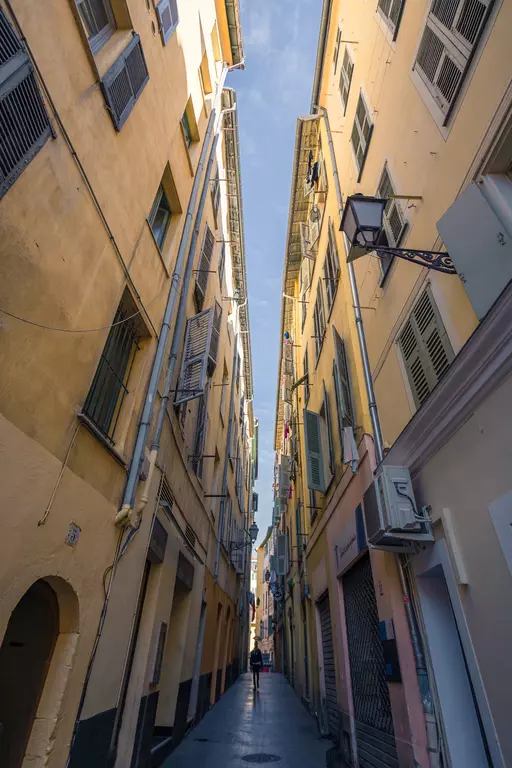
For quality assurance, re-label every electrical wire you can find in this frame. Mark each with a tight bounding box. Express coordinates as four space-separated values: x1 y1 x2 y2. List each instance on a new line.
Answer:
0 287 164 333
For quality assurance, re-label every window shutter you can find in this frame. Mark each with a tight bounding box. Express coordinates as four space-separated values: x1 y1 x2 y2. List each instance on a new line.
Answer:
192 379 209 478
398 287 454 407
323 382 334 475
351 92 373 181
339 47 354 114
324 220 340 312
300 256 312 295
208 300 222 374
174 307 214 405
194 226 215 311
333 327 354 426
276 533 288 575
0 9 52 199
156 0 179 45
378 0 405 38
415 0 490 117
303 409 326 493
101 34 149 131
195 225 215 310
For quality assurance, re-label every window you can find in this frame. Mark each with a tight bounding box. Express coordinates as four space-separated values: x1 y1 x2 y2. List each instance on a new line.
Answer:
155 0 179 46
210 450 220 515
351 92 373 182
377 0 405 39
148 185 171 249
218 242 226 287
333 326 355 429
235 353 241 392
296 500 304 557
230 419 238 468
75 0 116 54
414 0 491 120
101 35 149 131
324 220 340 314
194 225 215 311
375 165 407 283
192 380 210 479
313 280 326 362
333 25 342 72
83 290 145 443
339 47 354 115
303 346 310 405
211 168 221 223
309 488 317 524
398 286 454 408
0 9 52 200
211 23 221 62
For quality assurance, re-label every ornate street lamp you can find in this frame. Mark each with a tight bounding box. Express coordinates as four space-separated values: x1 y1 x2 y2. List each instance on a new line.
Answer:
340 194 457 275
230 521 259 550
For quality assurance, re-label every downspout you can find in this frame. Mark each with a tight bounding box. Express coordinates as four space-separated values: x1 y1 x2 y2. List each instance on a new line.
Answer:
116 61 242 528
315 103 438 765
214 298 247 584
314 104 384 464
126 98 238 528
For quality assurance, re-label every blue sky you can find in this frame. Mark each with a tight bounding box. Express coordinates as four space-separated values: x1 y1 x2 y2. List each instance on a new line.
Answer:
227 0 320 544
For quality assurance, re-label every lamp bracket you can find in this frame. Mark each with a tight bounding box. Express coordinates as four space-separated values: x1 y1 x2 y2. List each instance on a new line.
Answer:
358 246 457 275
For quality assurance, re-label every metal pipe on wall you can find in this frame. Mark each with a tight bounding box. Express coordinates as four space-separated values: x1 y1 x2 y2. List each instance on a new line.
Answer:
116 64 234 527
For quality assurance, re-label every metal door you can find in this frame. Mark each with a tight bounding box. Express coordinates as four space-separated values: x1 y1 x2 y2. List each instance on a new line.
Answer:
343 554 398 767
318 593 339 738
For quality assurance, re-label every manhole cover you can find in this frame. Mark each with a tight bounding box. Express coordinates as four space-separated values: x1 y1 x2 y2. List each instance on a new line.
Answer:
242 756 281 764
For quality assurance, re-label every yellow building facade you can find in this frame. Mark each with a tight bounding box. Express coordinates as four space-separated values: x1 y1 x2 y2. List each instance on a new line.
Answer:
275 1 512 767
0 1 257 767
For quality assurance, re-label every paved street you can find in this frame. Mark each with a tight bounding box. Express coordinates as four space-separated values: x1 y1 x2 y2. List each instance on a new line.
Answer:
163 673 331 767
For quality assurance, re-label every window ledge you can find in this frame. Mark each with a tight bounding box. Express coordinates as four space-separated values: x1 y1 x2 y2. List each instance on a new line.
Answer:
94 29 134 80
77 412 127 469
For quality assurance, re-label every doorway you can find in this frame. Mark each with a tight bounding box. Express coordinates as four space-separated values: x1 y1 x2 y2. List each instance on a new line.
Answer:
417 562 492 767
0 580 59 768
317 593 339 738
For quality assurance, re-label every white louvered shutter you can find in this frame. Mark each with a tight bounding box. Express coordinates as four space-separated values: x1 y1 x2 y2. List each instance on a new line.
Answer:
174 307 214 405
351 92 373 180
414 0 491 116
303 409 326 493
333 327 354 426
398 286 454 408
156 0 179 45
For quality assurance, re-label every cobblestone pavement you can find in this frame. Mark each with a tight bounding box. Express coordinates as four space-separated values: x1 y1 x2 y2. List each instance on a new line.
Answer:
163 673 330 767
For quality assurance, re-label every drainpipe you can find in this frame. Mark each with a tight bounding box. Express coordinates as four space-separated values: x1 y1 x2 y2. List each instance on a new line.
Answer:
214 298 247 584
315 103 438 765
115 61 242 528
126 99 238 528
314 104 384 463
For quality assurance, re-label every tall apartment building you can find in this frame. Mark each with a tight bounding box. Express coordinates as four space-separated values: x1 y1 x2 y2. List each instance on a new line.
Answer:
0 1 257 767
275 1 512 767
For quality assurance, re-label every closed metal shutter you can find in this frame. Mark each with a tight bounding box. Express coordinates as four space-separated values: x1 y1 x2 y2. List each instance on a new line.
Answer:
343 554 398 767
318 593 339 738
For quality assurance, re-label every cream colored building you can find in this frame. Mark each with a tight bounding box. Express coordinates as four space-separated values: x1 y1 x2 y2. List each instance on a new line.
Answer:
0 1 257 767
275 0 512 766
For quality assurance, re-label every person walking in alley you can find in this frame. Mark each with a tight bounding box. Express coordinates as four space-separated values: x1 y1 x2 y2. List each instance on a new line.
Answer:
250 640 263 690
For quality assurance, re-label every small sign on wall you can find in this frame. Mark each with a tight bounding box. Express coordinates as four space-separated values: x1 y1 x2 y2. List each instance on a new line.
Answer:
65 522 81 548
334 504 367 577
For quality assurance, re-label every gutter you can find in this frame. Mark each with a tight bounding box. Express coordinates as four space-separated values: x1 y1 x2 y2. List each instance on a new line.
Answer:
310 0 333 112
224 0 244 67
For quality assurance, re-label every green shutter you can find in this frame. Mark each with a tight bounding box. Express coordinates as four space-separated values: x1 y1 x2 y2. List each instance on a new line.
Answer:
323 382 334 475
303 409 326 493
333 327 354 426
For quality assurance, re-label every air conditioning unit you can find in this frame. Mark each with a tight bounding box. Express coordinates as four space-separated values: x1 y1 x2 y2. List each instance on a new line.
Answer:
363 466 434 552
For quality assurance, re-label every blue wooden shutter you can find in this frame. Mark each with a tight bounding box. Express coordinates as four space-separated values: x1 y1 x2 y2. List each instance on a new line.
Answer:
101 34 149 131
174 307 214 405
156 0 179 45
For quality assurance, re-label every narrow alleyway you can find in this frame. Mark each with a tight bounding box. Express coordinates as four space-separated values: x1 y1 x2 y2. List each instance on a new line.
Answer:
163 673 331 767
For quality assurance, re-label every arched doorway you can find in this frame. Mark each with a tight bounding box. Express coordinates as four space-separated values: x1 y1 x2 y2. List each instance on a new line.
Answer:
0 579 59 768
